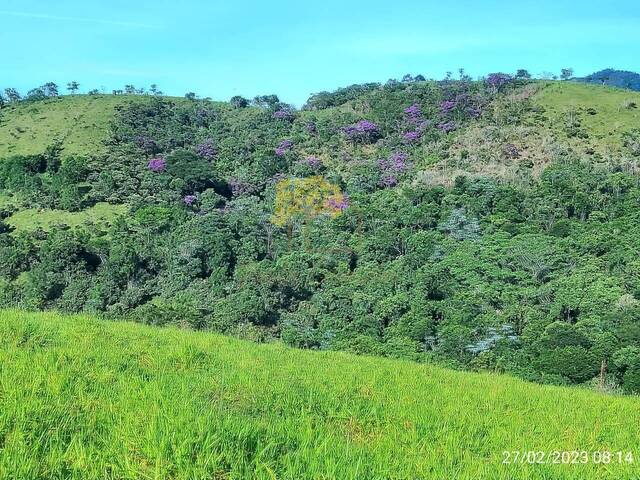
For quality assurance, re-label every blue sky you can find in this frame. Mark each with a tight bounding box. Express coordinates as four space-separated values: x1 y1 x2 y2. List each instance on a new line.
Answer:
1 0 638 105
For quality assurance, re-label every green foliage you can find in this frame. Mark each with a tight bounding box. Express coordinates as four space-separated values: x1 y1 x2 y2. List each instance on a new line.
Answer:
2 81 640 393
0 310 638 479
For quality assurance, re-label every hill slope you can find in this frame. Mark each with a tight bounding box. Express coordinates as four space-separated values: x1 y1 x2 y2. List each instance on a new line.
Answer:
1 309 639 480
0 95 141 159
2 79 640 394
1 82 638 162
535 82 640 148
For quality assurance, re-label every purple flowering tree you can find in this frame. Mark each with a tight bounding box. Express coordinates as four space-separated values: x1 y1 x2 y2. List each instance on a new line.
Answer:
404 103 422 123
439 100 457 114
272 108 295 121
379 174 398 187
486 73 513 91
465 104 483 119
439 92 485 122
183 195 197 206
195 138 216 160
135 136 159 154
147 157 167 172
377 152 409 187
327 195 349 211
305 121 317 135
228 177 258 196
403 130 422 142
392 152 408 170
275 140 294 156
343 120 381 144
503 143 521 159
402 103 431 139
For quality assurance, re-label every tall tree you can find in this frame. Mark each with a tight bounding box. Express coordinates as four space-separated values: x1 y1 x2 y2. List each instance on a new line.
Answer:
4 88 21 102
43 82 59 97
560 68 574 81
67 81 80 94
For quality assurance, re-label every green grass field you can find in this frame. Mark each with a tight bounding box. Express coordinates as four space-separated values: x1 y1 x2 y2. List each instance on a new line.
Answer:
535 82 640 151
4 202 128 234
1 310 639 479
0 95 139 159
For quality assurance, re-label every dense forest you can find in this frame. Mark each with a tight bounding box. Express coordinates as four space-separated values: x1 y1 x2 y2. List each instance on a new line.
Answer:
2 73 640 393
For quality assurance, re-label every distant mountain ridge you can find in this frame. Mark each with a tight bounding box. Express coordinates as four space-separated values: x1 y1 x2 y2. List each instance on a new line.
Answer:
577 68 640 91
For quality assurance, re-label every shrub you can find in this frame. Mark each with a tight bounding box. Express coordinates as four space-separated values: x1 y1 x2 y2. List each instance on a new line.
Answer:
147 158 166 172
195 138 216 159
342 120 381 144
622 130 640 156
275 140 294 156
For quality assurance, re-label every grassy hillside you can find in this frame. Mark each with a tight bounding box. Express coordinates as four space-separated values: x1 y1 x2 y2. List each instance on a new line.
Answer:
0 95 139 159
4 202 127 233
1 82 638 163
535 82 640 150
0 309 639 479
2 79 640 395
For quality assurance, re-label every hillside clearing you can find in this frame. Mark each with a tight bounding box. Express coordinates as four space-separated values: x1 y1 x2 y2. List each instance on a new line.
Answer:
0 95 140 159
535 82 640 151
4 202 127 233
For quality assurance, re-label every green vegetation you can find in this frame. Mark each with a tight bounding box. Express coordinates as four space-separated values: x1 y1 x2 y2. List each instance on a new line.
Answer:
0 95 141 159
1 309 639 479
4 202 127 233
2 78 640 395
535 82 640 152
0 192 16 210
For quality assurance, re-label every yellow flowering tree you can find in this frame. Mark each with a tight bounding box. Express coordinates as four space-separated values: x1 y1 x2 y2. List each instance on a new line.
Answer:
272 176 348 249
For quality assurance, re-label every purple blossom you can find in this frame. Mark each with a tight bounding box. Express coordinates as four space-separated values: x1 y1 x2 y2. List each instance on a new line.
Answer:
228 178 257 196
390 152 408 172
194 108 212 127
439 100 457 114
379 174 398 187
275 139 293 156
302 155 323 169
404 103 422 122
403 130 422 142
305 121 317 135
437 121 457 133
147 157 166 172
377 151 409 187
272 108 295 121
183 195 197 206
486 73 513 89
378 152 408 172
195 138 216 159
343 120 381 143
328 196 349 211
134 136 158 154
